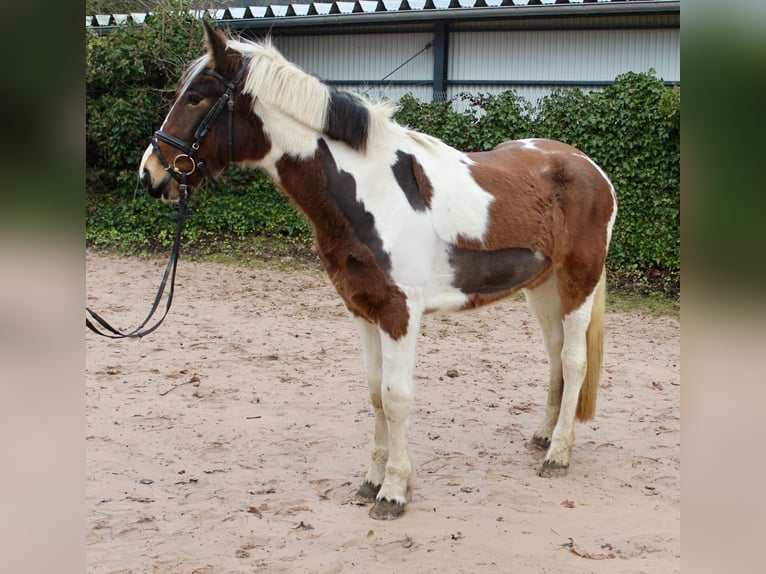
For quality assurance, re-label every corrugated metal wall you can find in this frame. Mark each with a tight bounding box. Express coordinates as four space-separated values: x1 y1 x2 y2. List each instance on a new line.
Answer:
273 26 678 105
274 33 434 101
446 28 679 104
274 33 432 81
449 29 680 84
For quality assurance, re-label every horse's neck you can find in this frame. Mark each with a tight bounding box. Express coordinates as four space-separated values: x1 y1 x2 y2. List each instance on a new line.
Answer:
249 106 321 182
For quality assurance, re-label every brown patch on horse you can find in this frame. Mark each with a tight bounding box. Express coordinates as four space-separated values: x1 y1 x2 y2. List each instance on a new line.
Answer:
411 155 433 208
233 105 274 163
201 28 272 165
391 151 432 211
466 139 614 314
275 140 409 340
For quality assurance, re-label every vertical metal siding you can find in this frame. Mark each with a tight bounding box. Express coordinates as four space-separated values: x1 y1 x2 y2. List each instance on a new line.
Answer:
266 27 678 105
274 34 433 83
449 29 680 84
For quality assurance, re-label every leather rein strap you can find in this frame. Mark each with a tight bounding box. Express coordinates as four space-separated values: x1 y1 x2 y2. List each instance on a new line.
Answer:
86 58 249 339
86 188 190 339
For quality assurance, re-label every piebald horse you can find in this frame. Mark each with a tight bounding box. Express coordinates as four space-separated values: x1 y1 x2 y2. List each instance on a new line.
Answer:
139 23 617 520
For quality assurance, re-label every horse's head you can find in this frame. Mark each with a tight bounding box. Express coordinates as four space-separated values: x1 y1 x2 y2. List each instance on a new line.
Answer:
139 22 270 202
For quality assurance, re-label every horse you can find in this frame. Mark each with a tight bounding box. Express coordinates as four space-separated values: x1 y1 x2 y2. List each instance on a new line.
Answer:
139 22 617 520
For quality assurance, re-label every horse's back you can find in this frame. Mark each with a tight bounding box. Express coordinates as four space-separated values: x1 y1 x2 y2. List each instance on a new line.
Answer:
468 138 613 204
464 137 615 250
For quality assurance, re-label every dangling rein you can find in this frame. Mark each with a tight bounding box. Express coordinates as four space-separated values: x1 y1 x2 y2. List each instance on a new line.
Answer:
87 56 249 339
86 187 191 339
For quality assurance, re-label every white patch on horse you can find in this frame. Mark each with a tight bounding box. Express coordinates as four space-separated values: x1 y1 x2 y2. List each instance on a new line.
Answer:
320 138 477 312
545 286 598 467
385 133 493 244
258 103 323 173
138 144 154 177
373 286 424 505
519 138 540 149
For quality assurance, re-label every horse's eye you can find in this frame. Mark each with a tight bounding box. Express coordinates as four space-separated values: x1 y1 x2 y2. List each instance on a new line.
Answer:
186 93 202 105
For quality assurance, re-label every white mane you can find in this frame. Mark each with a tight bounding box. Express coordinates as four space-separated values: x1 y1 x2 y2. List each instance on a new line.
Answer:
226 38 329 133
177 37 403 151
226 38 397 149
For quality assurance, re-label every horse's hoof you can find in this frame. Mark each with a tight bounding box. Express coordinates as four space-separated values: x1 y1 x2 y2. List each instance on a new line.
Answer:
531 434 551 449
369 498 405 520
355 481 381 503
539 459 569 478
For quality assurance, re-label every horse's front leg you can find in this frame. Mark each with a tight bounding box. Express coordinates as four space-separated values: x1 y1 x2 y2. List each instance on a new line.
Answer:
353 317 386 503
369 297 423 520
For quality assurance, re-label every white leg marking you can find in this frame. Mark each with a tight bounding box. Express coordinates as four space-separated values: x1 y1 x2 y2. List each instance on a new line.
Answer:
376 292 424 505
545 291 596 469
524 273 564 445
354 317 387 488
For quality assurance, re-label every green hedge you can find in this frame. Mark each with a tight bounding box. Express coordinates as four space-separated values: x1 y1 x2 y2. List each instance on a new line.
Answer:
86 10 679 295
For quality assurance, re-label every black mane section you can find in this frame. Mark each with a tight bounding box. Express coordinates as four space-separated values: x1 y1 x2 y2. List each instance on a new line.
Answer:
325 89 370 152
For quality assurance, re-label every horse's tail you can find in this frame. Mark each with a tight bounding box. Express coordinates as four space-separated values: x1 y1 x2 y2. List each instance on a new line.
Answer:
576 267 606 421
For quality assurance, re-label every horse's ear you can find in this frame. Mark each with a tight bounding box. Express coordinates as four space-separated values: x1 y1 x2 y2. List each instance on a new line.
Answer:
203 20 229 68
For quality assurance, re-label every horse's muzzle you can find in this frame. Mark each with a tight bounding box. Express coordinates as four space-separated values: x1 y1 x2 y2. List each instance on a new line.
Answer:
141 170 162 198
141 167 180 202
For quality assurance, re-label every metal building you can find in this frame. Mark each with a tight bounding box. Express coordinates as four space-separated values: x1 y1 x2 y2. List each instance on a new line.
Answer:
87 0 680 104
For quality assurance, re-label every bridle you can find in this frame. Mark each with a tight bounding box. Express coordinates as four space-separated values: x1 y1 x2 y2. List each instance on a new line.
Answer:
85 56 250 340
151 55 250 192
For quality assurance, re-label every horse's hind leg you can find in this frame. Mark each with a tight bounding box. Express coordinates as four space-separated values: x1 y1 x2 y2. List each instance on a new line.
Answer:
524 272 564 451
353 317 386 502
539 275 601 477
526 268 603 477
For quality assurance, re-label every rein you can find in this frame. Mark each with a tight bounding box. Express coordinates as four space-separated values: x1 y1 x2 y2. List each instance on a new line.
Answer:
87 57 250 340
86 186 190 339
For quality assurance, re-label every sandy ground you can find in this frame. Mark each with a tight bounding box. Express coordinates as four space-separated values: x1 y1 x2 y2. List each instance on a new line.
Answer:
86 250 680 573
